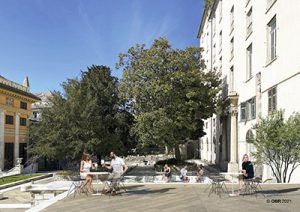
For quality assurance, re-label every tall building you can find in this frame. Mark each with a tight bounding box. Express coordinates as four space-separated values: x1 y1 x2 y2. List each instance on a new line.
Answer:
31 92 52 122
0 75 40 170
198 0 300 182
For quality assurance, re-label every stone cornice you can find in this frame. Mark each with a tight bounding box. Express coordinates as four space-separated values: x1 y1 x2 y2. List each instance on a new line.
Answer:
0 83 40 102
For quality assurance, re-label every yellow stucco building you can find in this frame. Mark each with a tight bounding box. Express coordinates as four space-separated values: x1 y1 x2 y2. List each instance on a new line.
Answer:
0 75 40 170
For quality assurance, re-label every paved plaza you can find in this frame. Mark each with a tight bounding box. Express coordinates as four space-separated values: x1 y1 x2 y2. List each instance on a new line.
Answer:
1 166 300 212
40 183 300 212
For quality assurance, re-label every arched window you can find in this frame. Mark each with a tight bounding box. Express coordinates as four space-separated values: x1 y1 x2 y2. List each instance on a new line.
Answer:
246 129 254 143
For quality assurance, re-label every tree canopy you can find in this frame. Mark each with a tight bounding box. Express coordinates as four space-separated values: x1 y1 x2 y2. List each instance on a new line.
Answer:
28 65 134 161
250 110 300 183
117 37 221 154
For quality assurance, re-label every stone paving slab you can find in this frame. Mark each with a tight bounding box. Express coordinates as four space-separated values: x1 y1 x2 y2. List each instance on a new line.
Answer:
43 184 300 212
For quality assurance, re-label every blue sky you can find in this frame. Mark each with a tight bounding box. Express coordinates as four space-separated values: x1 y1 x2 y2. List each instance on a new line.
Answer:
0 0 204 93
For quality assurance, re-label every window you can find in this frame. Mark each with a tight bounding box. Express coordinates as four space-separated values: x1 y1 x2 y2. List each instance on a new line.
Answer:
230 6 234 32
241 103 247 121
267 0 277 10
20 118 27 126
213 18 216 36
240 97 256 121
213 43 216 64
230 37 234 60
5 115 14 125
6 97 14 106
206 138 209 151
20 101 27 110
219 0 222 21
206 32 209 52
246 44 253 80
268 87 277 113
222 76 228 98
248 98 256 119
219 31 222 52
267 16 277 62
33 111 38 119
246 0 251 6
219 56 222 71
246 8 252 37
246 130 254 143
230 66 234 92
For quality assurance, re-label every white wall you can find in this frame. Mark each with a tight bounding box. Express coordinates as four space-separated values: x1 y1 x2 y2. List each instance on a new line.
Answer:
199 0 300 182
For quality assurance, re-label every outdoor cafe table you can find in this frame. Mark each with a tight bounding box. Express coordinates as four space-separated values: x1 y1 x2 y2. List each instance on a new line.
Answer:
87 172 110 195
220 172 244 197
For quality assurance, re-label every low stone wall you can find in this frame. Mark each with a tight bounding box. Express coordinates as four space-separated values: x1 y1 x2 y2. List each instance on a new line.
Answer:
0 173 53 190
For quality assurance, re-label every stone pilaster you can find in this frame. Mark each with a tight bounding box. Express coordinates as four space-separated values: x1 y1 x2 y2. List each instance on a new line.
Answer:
14 113 20 165
228 92 239 173
0 109 5 170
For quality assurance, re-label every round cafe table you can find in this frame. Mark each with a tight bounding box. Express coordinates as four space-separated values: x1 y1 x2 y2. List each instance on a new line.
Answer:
87 172 110 195
220 172 244 197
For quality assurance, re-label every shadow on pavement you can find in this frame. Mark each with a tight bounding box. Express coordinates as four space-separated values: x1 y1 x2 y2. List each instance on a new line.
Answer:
256 187 300 196
126 188 176 195
274 187 300 194
124 185 145 190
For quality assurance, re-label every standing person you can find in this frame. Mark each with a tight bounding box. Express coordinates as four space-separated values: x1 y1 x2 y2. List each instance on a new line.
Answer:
102 151 128 196
80 153 94 193
161 164 171 181
180 166 189 182
239 154 254 191
196 164 204 183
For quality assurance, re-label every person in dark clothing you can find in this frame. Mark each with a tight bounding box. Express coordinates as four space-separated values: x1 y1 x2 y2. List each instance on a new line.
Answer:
161 164 171 181
239 154 254 191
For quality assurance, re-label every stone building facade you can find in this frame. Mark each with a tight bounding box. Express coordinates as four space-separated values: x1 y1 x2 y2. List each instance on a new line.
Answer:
0 75 40 170
198 0 300 182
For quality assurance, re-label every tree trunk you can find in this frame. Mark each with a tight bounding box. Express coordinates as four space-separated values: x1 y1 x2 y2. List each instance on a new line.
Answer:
164 146 168 154
175 144 181 162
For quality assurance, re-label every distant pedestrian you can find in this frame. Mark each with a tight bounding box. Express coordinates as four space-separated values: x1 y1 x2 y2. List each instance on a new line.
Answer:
180 166 189 183
196 164 204 183
162 164 171 181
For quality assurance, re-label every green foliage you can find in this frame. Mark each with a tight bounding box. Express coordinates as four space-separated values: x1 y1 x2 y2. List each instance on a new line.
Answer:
204 0 214 10
250 110 300 183
117 37 221 153
28 65 135 161
0 174 43 185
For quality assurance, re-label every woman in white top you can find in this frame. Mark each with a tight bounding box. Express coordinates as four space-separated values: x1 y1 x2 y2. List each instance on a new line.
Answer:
80 153 93 193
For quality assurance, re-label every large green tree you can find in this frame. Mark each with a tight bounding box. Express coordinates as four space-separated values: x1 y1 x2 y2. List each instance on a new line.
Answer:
250 110 300 183
29 65 134 162
117 37 221 159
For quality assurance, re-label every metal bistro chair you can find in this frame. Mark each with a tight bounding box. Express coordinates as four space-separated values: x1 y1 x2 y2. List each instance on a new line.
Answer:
206 176 228 198
107 175 127 196
67 176 89 198
242 177 271 197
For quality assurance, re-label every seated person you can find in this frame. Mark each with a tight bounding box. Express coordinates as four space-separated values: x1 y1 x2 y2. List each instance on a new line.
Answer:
239 154 254 191
80 153 94 193
102 151 128 196
196 164 204 183
180 166 189 182
161 164 171 181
